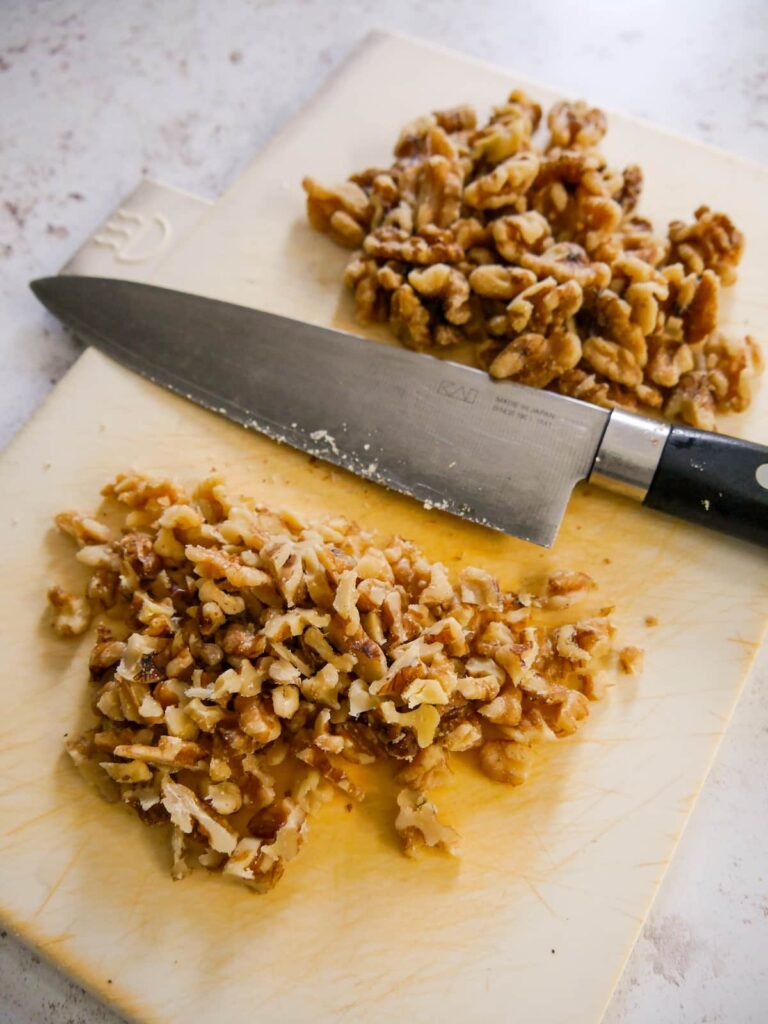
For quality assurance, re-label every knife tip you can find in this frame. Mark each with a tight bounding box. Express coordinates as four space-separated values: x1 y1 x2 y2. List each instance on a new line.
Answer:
30 276 71 318
30 276 53 302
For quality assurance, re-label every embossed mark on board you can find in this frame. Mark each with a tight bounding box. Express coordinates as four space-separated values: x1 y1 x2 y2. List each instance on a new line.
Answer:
437 380 478 404
92 208 172 264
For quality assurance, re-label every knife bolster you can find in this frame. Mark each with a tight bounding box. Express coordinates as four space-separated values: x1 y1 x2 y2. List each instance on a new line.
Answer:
589 409 670 502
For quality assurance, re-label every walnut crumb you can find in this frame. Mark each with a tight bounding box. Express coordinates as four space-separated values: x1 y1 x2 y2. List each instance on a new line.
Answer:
48 585 91 636
619 645 644 675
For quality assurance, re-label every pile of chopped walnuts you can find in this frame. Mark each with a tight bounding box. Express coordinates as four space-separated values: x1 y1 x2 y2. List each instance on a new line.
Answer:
53 473 640 891
303 94 762 430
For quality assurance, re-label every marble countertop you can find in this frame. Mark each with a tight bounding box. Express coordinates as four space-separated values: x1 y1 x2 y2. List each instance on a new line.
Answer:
1 1 766 1022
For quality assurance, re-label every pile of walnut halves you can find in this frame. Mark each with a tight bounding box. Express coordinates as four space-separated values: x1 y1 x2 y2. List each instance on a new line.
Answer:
52 473 640 891
303 94 762 430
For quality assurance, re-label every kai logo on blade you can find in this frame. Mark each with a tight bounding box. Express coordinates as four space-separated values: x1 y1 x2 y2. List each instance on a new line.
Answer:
437 380 478 404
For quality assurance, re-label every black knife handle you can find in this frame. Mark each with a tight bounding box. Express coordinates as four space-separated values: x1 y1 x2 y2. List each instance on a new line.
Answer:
643 425 768 547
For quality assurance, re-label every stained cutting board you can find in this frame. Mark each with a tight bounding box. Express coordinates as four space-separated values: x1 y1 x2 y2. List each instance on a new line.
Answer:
1 32 767 1024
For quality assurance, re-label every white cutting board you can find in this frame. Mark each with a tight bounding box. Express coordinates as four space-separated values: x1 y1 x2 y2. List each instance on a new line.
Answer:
1 32 767 1024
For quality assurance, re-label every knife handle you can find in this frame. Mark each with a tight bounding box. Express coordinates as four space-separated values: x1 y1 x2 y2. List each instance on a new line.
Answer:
643 425 768 547
590 409 768 548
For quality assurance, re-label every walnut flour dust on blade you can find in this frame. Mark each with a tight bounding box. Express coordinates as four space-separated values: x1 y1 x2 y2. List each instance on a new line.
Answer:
1 31 768 1024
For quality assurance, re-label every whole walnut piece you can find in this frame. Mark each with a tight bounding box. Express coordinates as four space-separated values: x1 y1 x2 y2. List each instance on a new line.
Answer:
668 206 744 286
408 263 472 325
302 91 760 429
490 328 582 387
547 100 608 149
463 152 540 210
302 177 371 248
505 277 583 335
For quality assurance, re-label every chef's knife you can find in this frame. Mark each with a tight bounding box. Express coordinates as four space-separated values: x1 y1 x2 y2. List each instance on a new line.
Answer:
31 276 768 549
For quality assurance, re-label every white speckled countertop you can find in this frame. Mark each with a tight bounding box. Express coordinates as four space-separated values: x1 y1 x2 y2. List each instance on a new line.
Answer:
1 2 766 1022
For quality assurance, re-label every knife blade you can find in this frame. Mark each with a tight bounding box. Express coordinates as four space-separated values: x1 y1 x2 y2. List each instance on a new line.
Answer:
31 276 768 549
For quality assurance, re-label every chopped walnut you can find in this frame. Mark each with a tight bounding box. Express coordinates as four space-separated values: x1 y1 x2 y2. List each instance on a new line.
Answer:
302 177 370 248
434 104 477 134
492 210 551 262
471 90 541 165
57 472 635 890
528 149 624 250
113 735 205 769
678 268 719 346
668 206 744 286
408 263 471 325
586 288 649 367
489 329 582 387
55 511 111 546
414 156 464 230
699 333 763 414
442 720 483 752
463 152 539 210
478 688 523 726
520 242 611 290
390 284 432 349
302 93 759 427
582 336 643 388
100 759 152 784
555 367 663 414
506 277 583 335
479 740 533 785
396 745 451 791
618 646 644 676
547 100 607 149
395 788 461 856
646 339 695 389
363 225 463 266
545 569 597 609
664 371 717 431
343 255 387 324
459 566 502 610
469 263 536 300
161 778 238 854
617 165 643 213
47 585 91 636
